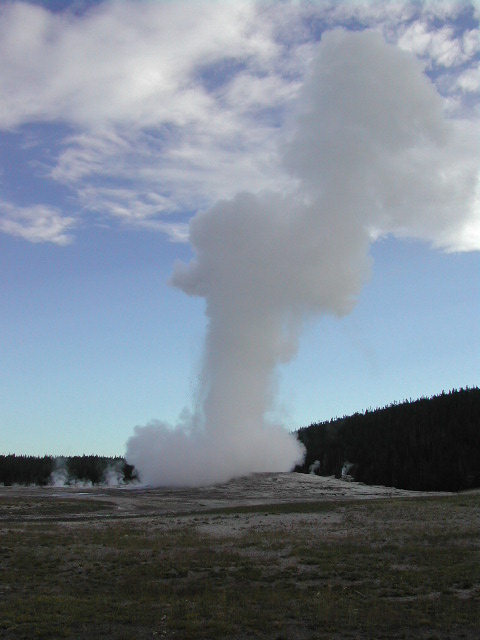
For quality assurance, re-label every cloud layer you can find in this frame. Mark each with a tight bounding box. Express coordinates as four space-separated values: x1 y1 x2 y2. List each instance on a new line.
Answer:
0 1 478 246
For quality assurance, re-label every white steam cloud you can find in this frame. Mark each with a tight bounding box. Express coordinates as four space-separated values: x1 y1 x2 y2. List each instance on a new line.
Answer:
126 30 479 487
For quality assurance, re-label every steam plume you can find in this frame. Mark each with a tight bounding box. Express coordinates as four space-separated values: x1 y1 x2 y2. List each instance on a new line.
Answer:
126 30 479 487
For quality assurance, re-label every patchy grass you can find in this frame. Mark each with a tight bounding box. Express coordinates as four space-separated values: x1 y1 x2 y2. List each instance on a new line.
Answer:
197 499 337 516
0 493 479 639
0 496 114 520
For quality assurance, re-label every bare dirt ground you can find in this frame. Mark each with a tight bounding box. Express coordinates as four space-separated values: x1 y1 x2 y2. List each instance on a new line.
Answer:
0 471 446 517
0 472 457 538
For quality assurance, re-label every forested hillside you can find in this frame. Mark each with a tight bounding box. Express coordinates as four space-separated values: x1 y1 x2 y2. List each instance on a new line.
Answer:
295 388 480 492
0 455 137 486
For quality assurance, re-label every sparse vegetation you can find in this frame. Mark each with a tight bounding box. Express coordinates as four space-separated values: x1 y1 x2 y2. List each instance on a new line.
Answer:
0 490 479 639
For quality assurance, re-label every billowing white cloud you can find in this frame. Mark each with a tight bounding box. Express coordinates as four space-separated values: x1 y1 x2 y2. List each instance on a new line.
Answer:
286 29 479 253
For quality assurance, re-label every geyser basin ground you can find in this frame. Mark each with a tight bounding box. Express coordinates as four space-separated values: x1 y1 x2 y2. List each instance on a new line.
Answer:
1 474 479 640
0 472 443 519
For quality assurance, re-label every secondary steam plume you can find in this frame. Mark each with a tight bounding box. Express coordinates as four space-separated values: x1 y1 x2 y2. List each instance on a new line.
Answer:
126 30 479 487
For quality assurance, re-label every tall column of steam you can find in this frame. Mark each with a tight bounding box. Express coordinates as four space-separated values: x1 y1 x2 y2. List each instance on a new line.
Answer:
126 30 479 487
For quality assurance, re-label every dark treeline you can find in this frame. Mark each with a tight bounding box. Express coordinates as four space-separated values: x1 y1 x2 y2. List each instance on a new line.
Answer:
0 455 138 486
3 388 479 491
295 387 480 492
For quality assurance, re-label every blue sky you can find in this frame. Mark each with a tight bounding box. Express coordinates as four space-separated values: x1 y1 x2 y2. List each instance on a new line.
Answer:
0 1 478 459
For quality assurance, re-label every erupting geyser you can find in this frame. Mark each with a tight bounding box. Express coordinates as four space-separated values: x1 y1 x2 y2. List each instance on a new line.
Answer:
126 30 479 487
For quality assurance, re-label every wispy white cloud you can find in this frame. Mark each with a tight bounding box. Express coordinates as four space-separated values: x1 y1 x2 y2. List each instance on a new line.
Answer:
0 1 286 130
0 201 75 245
51 130 132 183
77 185 188 241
